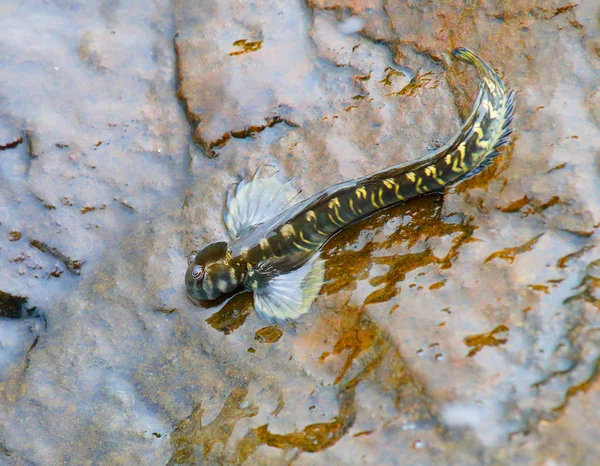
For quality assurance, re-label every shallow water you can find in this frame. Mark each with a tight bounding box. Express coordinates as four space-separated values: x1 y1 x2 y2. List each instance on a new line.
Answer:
1 0 600 464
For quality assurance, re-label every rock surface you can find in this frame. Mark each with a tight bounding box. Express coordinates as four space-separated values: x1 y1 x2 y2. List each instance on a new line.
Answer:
1 0 600 464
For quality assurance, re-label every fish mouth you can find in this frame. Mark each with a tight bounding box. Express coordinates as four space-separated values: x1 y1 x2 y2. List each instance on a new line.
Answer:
186 287 202 304
186 286 233 308
185 279 207 304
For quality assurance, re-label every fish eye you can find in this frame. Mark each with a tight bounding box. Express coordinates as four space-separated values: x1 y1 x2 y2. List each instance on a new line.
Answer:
191 266 203 279
188 251 198 265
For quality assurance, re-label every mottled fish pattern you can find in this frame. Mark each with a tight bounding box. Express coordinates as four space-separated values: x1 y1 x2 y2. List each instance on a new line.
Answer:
186 47 516 321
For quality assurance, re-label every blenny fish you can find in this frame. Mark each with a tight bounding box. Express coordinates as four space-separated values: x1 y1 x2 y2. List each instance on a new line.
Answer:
186 48 515 321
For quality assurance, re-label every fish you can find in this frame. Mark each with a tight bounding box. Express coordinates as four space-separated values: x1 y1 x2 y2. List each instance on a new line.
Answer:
185 47 516 322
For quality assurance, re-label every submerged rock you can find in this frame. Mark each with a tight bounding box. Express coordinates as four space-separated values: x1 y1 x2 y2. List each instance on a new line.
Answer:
0 0 599 465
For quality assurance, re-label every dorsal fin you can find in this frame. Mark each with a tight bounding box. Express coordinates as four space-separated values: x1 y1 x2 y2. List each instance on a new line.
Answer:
224 166 302 239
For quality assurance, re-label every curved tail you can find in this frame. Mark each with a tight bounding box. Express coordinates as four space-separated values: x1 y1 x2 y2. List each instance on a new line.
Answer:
249 48 516 256
367 47 515 187
447 47 516 179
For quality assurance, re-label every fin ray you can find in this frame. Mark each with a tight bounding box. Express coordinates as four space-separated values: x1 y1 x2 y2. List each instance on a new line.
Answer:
224 166 301 239
253 256 325 321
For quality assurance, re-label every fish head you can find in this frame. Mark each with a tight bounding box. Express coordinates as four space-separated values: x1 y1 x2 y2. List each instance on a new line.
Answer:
185 241 230 302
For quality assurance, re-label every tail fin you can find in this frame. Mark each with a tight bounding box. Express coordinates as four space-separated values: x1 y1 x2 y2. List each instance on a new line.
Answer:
450 47 516 179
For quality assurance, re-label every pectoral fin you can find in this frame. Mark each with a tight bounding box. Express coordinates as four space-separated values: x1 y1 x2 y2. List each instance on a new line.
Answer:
224 166 302 239
253 255 325 322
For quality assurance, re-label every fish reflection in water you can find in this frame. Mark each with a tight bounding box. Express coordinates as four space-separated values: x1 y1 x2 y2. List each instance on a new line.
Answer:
185 47 516 322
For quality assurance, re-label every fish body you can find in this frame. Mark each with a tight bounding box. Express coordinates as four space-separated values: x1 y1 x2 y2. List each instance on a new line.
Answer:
186 48 516 321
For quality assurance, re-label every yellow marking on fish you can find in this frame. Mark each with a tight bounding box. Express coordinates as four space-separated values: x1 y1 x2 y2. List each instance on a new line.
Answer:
281 224 295 238
349 198 358 215
217 280 229 293
415 177 424 193
425 165 446 185
473 123 484 140
370 191 380 209
383 179 393 189
378 187 384 206
259 238 269 250
306 210 327 235
293 241 312 252
451 157 462 173
327 197 345 224
333 205 345 224
328 213 342 227
406 172 416 182
394 184 404 200
356 187 367 199
485 99 500 119
458 142 467 169
315 224 328 236
484 78 497 94
387 178 405 199
300 230 319 245
445 153 452 165
478 139 491 149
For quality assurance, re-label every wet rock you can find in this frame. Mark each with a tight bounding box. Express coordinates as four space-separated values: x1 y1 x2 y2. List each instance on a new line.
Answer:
28 239 85 275
8 231 21 242
1 0 599 464
0 117 23 151
168 384 259 465
174 0 458 171
0 136 22 151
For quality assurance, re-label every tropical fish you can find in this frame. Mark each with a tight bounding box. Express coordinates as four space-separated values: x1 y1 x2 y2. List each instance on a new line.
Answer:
186 47 516 321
